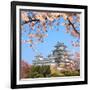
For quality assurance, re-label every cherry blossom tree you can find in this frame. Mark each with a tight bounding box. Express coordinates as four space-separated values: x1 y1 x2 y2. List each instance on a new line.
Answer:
21 10 80 50
20 60 31 78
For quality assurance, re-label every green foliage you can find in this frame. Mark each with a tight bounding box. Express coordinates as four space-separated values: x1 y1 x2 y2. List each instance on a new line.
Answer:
50 65 80 77
29 72 44 78
63 70 80 76
27 65 80 78
28 65 51 78
51 70 80 77
51 72 65 77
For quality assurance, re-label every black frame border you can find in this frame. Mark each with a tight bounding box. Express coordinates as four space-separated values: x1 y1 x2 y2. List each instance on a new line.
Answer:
11 1 88 89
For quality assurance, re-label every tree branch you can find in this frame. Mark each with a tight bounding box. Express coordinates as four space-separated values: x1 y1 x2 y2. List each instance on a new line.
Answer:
22 18 40 25
67 17 80 35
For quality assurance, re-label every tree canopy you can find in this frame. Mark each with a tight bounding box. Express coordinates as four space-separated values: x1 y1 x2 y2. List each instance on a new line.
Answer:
21 10 80 51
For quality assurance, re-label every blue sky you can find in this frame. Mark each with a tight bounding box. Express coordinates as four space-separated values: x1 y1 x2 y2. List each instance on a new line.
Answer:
21 11 80 64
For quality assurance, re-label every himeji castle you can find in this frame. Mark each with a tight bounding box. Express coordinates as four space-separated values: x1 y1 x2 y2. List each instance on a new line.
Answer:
32 42 74 66
33 54 57 66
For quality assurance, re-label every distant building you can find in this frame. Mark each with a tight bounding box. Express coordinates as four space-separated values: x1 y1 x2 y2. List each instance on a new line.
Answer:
32 42 80 71
33 42 72 66
33 54 57 66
